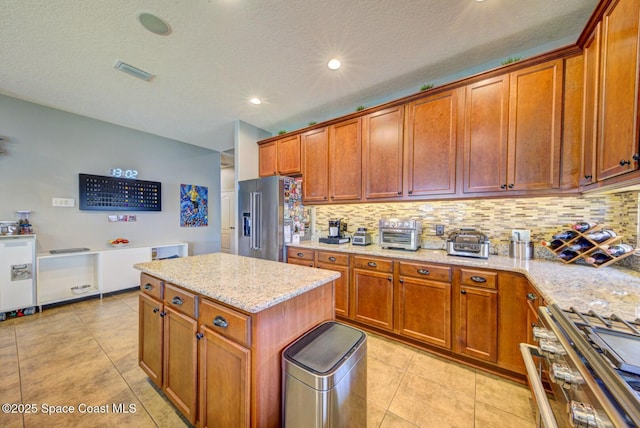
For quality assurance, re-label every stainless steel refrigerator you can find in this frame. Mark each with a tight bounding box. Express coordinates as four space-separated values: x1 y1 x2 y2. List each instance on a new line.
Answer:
238 176 310 262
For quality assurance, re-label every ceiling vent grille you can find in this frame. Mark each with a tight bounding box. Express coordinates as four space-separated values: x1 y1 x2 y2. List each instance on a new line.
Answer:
114 60 155 81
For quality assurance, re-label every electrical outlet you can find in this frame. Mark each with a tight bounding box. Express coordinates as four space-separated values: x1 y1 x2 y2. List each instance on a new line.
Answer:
435 224 445 236
52 198 75 207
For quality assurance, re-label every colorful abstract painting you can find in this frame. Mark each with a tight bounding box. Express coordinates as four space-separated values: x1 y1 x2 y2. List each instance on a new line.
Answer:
180 184 208 227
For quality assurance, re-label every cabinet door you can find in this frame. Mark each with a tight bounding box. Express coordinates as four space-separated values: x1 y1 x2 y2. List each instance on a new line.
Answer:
397 277 451 349
329 118 362 201
258 141 277 177
598 0 640 180
507 60 563 191
163 306 198 425
318 262 350 318
278 135 302 175
463 75 510 193
496 273 529 375
363 106 404 199
458 286 497 362
138 293 163 388
199 327 250 428
352 269 394 330
302 127 330 203
405 89 459 196
582 23 601 185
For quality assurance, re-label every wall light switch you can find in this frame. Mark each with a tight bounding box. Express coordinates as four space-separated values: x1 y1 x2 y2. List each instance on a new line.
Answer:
52 198 75 207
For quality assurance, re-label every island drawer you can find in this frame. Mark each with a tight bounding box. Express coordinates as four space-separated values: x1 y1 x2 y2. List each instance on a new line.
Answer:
353 255 393 273
200 298 251 347
317 251 349 266
459 269 497 290
288 247 315 261
399 262 451 282
164 283 198 318
140 273 164 300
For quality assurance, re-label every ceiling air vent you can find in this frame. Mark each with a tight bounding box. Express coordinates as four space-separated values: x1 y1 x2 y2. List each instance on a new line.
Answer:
114 60 155 81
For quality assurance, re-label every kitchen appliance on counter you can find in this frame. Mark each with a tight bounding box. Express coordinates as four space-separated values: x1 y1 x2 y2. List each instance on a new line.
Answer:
320 219 349 244
446 229 489 259
238 176 309 262
352 227 372 246
379 218 422 251
520 305 640 427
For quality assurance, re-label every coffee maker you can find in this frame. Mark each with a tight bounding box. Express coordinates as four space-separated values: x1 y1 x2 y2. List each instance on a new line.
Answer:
320 218 350 244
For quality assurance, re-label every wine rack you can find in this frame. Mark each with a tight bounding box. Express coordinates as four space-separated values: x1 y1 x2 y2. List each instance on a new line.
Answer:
545 224 638 268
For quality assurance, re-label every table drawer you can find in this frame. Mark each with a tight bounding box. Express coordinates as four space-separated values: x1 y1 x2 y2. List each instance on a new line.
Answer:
317 251 349 266
288 247 315 261
200 298 251 347
140 273 164 300
459 269 497 290
164 283 198 318
399 262 451 282
353 256 393 273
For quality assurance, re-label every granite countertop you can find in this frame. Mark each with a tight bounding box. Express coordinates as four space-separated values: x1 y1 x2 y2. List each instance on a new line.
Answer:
289 241 640 321
134 252 340 314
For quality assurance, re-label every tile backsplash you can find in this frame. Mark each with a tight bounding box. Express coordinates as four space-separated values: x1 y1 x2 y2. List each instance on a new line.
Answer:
312 193 640 268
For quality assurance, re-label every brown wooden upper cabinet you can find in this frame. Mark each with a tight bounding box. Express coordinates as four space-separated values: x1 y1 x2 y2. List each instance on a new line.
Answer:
580 23 601 186
405 88 461 196
363 106 404 199
258 135 301 177
596 0 640 181
301 118 363 204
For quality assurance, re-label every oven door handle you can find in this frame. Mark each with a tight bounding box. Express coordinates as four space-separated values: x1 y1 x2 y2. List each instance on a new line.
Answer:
520 343 558 428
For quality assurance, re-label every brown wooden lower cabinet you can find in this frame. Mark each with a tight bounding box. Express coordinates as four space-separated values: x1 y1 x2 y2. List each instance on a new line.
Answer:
316 250 350 318
457 284 498 362
138 291 163 388
351 256 394 331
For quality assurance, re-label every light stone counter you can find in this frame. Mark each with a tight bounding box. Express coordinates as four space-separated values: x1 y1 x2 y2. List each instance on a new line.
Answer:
134 252 339 313
289 242 640 321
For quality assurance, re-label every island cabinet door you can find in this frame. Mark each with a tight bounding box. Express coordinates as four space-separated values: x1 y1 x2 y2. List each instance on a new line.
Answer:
351 268 394 331
138 293 164 388
199 326 250 428
163 306 198 425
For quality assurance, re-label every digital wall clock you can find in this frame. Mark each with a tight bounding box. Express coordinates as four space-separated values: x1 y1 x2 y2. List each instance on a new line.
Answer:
109 168 139 179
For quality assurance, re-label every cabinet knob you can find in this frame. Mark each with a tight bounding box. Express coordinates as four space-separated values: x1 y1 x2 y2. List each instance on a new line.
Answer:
584 174 593 180
500 184 507 189
144 283 152 290
508 183 514 189
634 153 640 161
171 296 183 305
213 316 229 328
417 269 430 275
387 276 392 281
309 263 313 267
399 279 404 283
527 292 538 301
160 311 166 317
619 159 631 166
196 332 204 340
470 276 487 283
461 289 467 294
397 191 402 195
408 190 413 195
153 307 159 313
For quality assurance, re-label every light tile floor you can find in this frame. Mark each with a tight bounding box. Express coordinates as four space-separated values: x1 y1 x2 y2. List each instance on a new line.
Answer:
0 290 536 427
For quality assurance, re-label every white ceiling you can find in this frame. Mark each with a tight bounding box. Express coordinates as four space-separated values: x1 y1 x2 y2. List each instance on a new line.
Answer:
0 0 598 153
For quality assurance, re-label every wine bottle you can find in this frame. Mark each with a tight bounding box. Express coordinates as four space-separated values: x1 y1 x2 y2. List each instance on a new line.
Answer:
585 250 611 265
571 221 598 232
557 249 579 261
552 230 578 240
585 229 617 243
565 238 594 252
541 239 564 250
605 244 634 257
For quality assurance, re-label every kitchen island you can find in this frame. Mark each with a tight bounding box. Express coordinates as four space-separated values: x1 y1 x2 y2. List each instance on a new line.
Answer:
134 252 339 427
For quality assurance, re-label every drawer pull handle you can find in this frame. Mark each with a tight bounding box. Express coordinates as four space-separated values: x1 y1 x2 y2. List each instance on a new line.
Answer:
527 292 538 301
144 283 152 290
171 296 183 305
213 316 229 328
297 252 304 257
328 256 337 262
470 276 487 283
367 262 377 268
417 269 430 275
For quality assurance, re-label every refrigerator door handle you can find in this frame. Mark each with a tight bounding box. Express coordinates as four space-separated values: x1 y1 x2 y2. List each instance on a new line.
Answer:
251 192 262 250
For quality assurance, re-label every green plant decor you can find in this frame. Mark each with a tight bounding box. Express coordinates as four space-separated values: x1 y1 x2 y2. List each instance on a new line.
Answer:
502 56 522 65
420 83 434 91
356 105 365 111
308 121 317 126
278 130 287 135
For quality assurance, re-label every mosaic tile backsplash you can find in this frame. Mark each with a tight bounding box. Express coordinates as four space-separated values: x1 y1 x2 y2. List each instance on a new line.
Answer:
311 193 640 268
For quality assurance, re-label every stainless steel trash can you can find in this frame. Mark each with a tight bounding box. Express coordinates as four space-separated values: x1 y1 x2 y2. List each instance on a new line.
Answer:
282 321 367 427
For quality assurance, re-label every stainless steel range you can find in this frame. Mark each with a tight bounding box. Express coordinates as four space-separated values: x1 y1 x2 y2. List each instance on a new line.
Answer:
520 304 640 427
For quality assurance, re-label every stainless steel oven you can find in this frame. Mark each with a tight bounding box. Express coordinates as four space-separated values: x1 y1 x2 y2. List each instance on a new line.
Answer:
520 304 640 427
378 218 422 251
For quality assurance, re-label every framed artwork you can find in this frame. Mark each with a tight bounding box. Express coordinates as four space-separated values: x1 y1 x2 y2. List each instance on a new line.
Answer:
180 184 208 227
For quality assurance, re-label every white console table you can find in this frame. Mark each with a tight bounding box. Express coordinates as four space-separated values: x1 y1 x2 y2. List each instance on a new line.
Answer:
36 242 188 309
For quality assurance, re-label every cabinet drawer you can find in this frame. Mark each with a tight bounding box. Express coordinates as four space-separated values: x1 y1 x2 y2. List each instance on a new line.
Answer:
199 298 251 348
353 256 393 273
399 262 451 282
317 251 349 266
288 247 315 261
164 283 198 318
459 269 497 290
140 273 164 300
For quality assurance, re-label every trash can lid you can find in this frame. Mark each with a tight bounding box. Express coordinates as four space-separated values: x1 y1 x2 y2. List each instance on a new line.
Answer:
284 321 366 375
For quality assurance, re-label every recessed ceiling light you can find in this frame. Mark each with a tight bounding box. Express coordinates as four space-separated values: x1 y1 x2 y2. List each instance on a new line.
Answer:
137 12 172 36
327 59 341 70
250 98 262 105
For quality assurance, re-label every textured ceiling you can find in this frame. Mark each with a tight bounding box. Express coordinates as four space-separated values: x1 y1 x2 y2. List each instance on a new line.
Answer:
0 0 598 152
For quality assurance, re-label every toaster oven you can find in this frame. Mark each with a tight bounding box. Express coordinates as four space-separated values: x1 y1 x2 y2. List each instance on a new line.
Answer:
446 229 489 258
379 218 422 251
